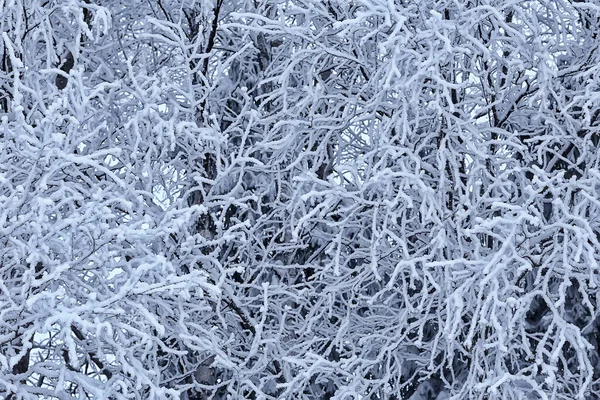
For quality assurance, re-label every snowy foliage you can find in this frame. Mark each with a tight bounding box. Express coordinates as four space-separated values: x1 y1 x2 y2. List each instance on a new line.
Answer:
1 0 600 399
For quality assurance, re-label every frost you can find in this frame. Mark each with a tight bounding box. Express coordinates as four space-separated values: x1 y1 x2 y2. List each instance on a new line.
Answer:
1 0 600 399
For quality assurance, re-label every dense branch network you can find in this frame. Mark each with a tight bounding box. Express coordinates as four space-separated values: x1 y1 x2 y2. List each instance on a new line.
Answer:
1 1 600 399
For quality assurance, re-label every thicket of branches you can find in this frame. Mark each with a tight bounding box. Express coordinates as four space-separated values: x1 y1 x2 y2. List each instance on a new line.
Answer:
1 0 600 399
